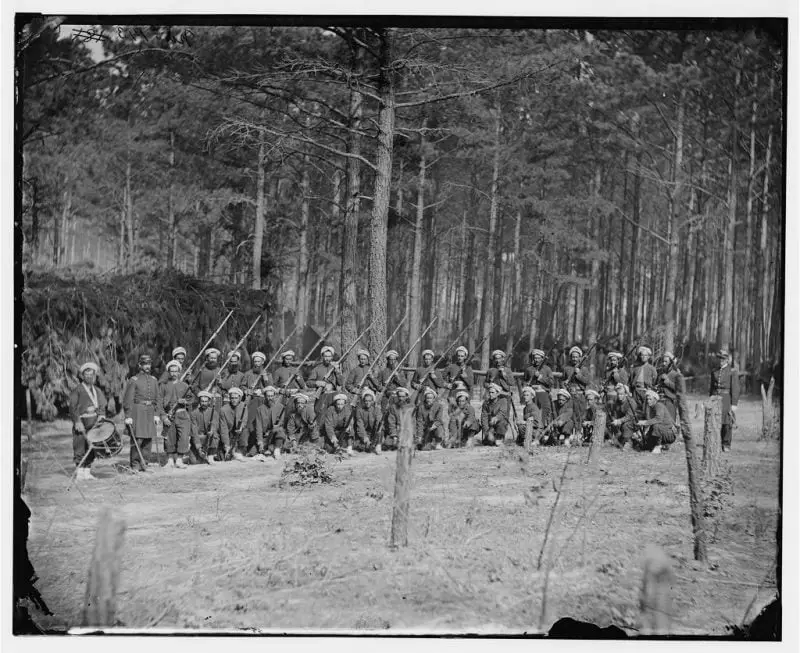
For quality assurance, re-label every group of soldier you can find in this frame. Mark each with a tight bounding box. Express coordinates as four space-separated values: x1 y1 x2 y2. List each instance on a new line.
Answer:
69 337 741 480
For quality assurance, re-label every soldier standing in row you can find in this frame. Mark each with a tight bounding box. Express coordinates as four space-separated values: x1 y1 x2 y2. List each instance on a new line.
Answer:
657 352 681 423
310 346 342 417
630 346 657 418
159 359 192 469
190 390 219 463
563 346 590 426
444 346 474 406
69 362 110 480
603 351 628 416
346 349 380 395
193 349 223 409
159 347 187 383
485 350 514 397
379 350 407 411
523 349 554 425
123 354 160 473
710 349 740 453
219 350 246 404
412 349 444 401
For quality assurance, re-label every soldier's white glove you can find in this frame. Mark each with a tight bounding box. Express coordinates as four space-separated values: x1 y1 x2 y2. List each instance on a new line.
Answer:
154 416 161 425
162 416 172 427
124 417 133 425
74 422 85 434
730 405 737 413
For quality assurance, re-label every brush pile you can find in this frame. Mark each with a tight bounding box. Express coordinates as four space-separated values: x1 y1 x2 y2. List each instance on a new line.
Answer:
21 268 271 419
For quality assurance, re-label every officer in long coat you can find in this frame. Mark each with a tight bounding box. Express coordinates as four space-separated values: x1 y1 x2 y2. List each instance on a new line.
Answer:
123 354 160 472
69 362 110 480
241 351 272 450
709 349 740 452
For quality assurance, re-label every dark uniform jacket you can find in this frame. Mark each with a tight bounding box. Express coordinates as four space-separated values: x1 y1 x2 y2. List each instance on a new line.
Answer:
274 365 306 391
321 405 353 444
415 401 444 432
219 368 246 395
123 374 160 440
255 400 285 442
218 402 247 448
445 362 474 391
309 363 342 391
657 369 682 403
159 380 191 420
523 363 555 390
709 364 740 426
485 366 515 394
563 365 590 395
286 404 317 441
193 365 222 398
379 366 407 396
481 396 509 432
346 365 381 394
450 403 479 429
190 405 218 438
412 365 445 392
522 401 542 426
552 401 574 428
641 401 673 429
355 403 383 442
241 368 272 398
604 366 629 391
629 362 658 391
69 383 109 431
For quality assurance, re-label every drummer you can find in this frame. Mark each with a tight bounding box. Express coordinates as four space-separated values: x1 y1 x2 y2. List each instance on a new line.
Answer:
69 362 110 481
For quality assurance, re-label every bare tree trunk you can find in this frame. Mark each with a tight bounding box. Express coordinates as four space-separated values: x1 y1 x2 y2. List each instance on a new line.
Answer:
664 88 686 354
480 98 501 371
755 80 773 371
408 126 427 368
340 39 363 366
251 141 266 289
626 151 642 345
718 70 741 351
367 28 395 356
125 160 134 273
295 152 311 333
587 166 602 374
167 130 176 268
677 377 707 561
389 404 415 548
703 395 722 479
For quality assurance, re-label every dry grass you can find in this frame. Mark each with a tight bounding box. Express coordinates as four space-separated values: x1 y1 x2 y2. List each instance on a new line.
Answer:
22 394 780 634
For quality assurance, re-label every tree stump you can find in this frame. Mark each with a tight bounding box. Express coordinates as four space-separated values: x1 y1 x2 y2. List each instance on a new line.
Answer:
390 405 415 549
760 377 775 440
587 408 606 466
639 545 673 635
677 386 707 561
703 395 722 479
81 507 126 628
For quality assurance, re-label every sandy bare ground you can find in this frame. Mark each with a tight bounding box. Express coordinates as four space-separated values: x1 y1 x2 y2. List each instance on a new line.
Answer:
21 394 780 635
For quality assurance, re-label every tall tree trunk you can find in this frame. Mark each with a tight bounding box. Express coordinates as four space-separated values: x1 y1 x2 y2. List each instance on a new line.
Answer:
528 257 541 356
296 152 311 332
408 126 426 368
252 141 266 290
626 151 643 346
340 39 363 367
480 98 502 371
506 208 522 354
664 88 686 354
167 130 176 268
718 70 740 351
755 119 773 371
740 72 759 373
617 153 629 336
367 28 395 356
587 166 602 375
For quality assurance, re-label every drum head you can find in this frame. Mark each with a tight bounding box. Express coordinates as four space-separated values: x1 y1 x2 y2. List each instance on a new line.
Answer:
86 419 124 457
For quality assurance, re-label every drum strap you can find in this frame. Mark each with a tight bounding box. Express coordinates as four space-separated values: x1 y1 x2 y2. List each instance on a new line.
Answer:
82 383 98 409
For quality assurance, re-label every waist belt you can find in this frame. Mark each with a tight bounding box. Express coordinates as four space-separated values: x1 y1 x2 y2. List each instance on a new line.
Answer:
135 400 154 406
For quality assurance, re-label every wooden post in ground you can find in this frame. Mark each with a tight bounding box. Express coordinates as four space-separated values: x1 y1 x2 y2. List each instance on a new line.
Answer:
26 389 33 444
587 408 606 466
390 404 415 548
676 379 707 561
703 395 722 479
81 507 126 628
639 545 673 635
760 377 775 440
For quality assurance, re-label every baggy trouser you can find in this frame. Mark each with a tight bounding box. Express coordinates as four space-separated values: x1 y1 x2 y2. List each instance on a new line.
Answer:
609 420 636 446
189 431 217 463
481 417 508 445
449 416 479 447
266 426 287 453
322 427 350 453
645 424 676 450
416 423 445 449
164 412 191 455
535 390 553 425
542 419 573 445
72 429 96 467
130 436 153 470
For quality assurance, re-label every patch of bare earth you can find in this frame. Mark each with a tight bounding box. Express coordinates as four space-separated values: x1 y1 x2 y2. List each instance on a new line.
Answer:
22 394 779 634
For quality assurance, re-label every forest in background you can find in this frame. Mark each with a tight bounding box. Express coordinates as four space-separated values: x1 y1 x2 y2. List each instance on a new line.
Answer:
18 19 785 399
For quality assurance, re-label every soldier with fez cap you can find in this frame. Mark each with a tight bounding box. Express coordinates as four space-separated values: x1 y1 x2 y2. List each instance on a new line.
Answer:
444 346 475 408
310 346 343 418
274 349 307 421
159 346 188 383
123 354 161 472
159 359 192 469
709 348 740 453
69 361 111 480
523 348 555 426
378 349 408 412
219 350 246 405
346 349 381 396
192 348 223 409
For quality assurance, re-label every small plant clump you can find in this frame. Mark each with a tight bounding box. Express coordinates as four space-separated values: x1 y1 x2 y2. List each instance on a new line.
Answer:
278 448 338 488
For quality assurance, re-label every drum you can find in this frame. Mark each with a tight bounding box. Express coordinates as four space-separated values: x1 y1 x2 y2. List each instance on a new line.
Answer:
85 418 124 458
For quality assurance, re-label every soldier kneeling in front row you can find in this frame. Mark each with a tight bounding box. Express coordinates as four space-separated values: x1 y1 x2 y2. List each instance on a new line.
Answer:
449 389 480 447
636 389 677 454
355 388 383 453
285 393 319 450
541 389 574 446
517 385 543 449
383 387 411 450
480 383 509 446
416 387 445 450
321 393 353 454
